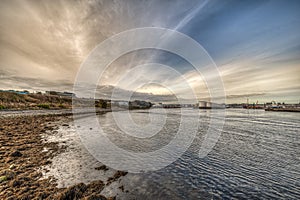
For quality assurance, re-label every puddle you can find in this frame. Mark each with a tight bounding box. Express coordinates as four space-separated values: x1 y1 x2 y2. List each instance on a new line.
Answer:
40 120 126 197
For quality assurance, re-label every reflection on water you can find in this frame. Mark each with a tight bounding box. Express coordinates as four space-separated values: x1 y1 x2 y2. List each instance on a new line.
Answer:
97 108 300 199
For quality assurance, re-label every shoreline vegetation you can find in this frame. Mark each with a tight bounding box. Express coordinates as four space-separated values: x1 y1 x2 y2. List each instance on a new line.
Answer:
0 91 73 110
0 112 127 200
0 91 152 111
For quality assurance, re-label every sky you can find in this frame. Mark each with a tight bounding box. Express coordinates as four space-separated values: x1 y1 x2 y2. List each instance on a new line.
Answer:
0 0 299 103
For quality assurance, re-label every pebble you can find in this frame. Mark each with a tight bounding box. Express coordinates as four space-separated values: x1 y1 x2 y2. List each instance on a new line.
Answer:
10 150 22 157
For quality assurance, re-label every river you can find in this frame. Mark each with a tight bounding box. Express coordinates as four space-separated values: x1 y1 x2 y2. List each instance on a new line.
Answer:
46 108 300 199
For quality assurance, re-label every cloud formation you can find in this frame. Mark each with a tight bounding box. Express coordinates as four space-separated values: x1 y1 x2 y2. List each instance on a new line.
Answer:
0 0 299 103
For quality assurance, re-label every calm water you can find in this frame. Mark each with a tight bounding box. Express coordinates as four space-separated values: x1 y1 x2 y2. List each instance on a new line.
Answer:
91 108 300 199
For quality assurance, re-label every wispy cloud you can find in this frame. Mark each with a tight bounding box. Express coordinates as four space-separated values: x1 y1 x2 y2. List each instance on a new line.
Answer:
0 0 299 103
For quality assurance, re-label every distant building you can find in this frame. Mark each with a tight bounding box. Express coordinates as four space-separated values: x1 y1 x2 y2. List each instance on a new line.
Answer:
0 90 29 95
162 104 181 108
199 101 208 109
45 91 58 95
111 100 152 109
181 104 194 108
226 103 243 108
17 91 29 95
45 91 76 97
265 101 285 109
60 92 76 97
111 100 129 108
152 103 163 108
198 101 225 109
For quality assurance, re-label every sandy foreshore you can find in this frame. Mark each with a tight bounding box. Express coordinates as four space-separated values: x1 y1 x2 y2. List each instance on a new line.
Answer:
0 112 127 200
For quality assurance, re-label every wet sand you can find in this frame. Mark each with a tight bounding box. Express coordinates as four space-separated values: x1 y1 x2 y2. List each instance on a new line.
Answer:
0 113 126 200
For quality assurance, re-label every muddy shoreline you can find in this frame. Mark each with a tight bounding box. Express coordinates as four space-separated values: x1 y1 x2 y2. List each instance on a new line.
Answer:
0 113 127 200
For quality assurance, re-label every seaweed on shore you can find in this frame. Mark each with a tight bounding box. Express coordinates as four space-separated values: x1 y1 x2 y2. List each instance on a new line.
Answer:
0 115 123 199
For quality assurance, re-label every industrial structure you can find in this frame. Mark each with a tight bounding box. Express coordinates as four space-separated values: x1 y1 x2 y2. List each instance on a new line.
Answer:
197 101 225 109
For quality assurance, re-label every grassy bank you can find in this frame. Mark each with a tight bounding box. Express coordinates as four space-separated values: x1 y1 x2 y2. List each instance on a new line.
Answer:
0 92 72 110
